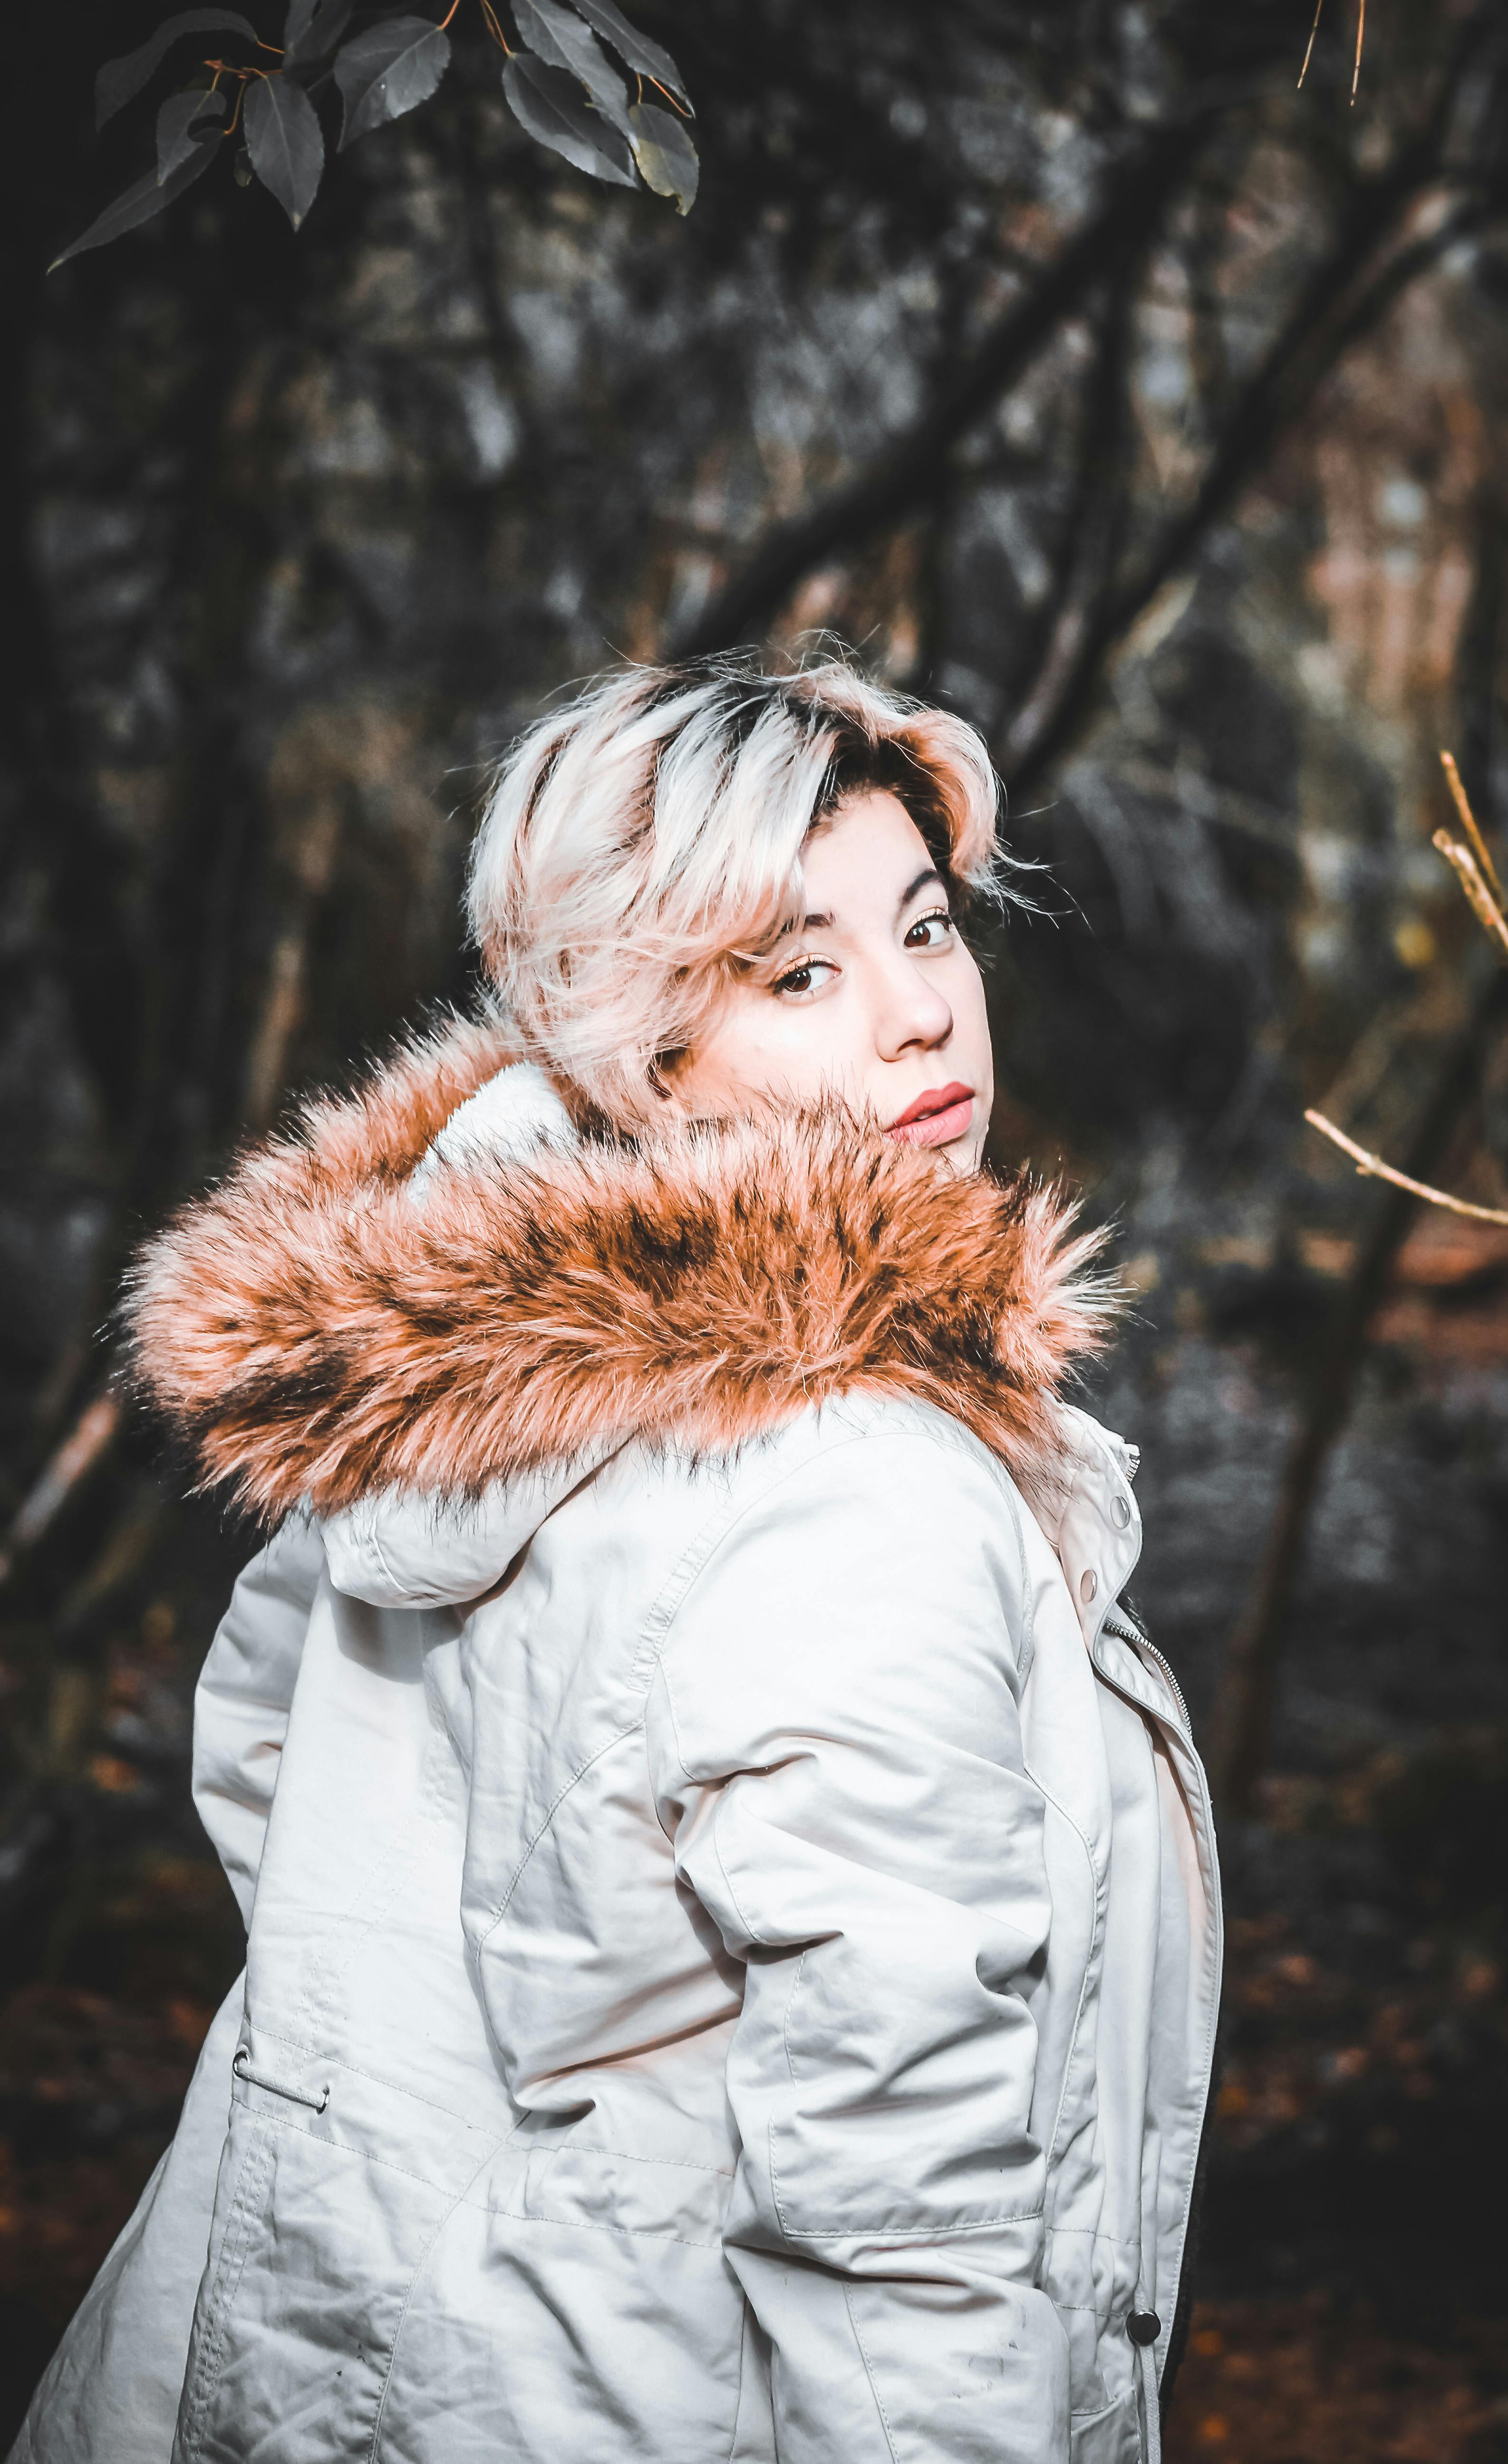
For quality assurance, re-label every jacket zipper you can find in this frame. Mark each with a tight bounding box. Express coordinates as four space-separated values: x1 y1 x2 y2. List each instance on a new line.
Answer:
1098 1599 1220 2429
1103 1611 1190 1732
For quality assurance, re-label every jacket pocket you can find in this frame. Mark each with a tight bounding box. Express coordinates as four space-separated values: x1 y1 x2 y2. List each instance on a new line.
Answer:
1071 2382 1142 2464
375 2187 750 2464
173 2054 499 2464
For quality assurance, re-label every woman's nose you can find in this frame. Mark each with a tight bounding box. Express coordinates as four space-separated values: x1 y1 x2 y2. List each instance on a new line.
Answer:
875 959 953 1059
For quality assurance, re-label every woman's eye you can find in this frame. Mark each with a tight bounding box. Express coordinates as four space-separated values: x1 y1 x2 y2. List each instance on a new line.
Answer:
904 908 954 951
773 958 838 1000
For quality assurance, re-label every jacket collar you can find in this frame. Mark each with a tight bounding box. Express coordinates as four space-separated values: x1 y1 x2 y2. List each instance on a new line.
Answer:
124 1017 1118 1524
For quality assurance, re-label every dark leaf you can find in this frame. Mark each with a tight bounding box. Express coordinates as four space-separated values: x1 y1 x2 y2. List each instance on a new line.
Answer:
513 0 632 136
156 86 228 183
282 0 356 72
563 0 688 110
503 52 636 187
50 139 220 271
334 17 451 150
96 9 260 130
627 98 696 212
243 72 325 227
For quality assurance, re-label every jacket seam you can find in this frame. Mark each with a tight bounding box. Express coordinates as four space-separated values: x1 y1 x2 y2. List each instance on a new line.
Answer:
629 1501 757 1693
766 2214 1045 2240
727 2298 750 2464
843 2285 900 2464
459 2193 721 2249
710 1791 764 1947
367 2138 504 2464
767 2093 1043 2243
1073 2388 1139 2422
783 1950 807 2082
365 1510 404 1598
526 2141 734 2176
222 2103 726 2244
230 2098 509 2197
239 2025 503 2132
637 1438 894 1843
1025 1761 1103 2178
177 2113 273 2453
1003 1474 1035 1688
476 1718 644 1937
1149 1737 1224 2384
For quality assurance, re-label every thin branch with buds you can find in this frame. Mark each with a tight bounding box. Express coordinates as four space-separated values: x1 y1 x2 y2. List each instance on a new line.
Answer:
1305 751 1508 1216
1303 1111 1508 1224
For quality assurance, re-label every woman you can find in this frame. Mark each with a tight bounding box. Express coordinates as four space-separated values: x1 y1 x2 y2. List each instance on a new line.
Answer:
14 655 1220 2464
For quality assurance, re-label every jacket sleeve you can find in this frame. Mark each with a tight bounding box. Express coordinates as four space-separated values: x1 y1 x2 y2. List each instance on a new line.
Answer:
646 1420 1070 2464
192 1513 324 1925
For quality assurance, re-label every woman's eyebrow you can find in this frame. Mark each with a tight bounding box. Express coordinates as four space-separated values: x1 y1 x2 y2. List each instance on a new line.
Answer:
788 868 942 937
897 866 944 914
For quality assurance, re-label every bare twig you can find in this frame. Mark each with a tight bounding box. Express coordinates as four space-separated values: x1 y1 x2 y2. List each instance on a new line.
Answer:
1210 969 1508 1817
1219 731 1508 1816
242 725 346 1128
1298 0 1326 88
1297 0 1380 105
1303 758 1508 1213
1432 831 1508 960
0 1393 121 1589
1353 0 1367 104
1304 1109 1508 1223
1440 748 1504 899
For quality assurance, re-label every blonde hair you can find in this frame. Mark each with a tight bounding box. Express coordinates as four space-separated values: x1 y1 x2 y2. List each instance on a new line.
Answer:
467 651 1007 1125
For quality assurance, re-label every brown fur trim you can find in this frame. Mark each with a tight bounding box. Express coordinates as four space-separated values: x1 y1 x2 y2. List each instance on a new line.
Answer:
123 1017 1118 1521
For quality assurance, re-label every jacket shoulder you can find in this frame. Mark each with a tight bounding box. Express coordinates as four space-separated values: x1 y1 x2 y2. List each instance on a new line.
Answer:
638 1391 1025 1550
644 1401 1039 1787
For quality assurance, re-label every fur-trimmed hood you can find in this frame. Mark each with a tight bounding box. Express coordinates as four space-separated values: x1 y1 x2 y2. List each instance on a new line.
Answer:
123 1018 1117 1522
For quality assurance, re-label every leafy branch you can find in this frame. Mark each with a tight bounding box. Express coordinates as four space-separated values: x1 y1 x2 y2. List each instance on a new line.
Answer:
51 0 696 270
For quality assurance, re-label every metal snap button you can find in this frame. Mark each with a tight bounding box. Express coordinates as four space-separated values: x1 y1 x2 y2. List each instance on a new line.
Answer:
1127 2310 1161 2346
1111 1493 1131 1530
1079 1568 1098 1605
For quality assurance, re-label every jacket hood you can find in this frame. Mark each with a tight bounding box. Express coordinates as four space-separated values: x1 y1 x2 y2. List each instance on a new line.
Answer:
123 1017 1118 1523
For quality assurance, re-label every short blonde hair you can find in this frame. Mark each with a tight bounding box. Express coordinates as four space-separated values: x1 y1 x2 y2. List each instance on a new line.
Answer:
467 652 1006 1125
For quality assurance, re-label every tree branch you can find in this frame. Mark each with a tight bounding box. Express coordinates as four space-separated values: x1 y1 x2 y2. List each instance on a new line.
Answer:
1305 1108 1508 1223
1002 180 1491 793
1208 965 1508 1819
992 251 1138 757
666 121 1204 663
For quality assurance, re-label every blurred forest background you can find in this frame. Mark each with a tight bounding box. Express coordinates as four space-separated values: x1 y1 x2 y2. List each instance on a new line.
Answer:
4 0 1508 2452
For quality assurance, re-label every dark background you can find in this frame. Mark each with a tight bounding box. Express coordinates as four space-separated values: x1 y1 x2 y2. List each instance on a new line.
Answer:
4 1 1508 2452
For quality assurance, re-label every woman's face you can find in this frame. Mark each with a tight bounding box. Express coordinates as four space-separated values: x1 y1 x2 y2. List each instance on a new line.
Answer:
669 789 995 1171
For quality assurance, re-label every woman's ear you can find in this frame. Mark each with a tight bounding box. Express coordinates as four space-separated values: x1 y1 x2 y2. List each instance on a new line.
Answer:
648 1050 689 1113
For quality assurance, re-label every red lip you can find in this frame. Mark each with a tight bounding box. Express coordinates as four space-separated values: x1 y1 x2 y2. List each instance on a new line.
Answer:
889 1082 974 1129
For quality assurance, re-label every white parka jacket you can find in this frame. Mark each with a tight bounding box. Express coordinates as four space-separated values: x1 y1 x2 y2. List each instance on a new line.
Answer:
13 1025 1221 2464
